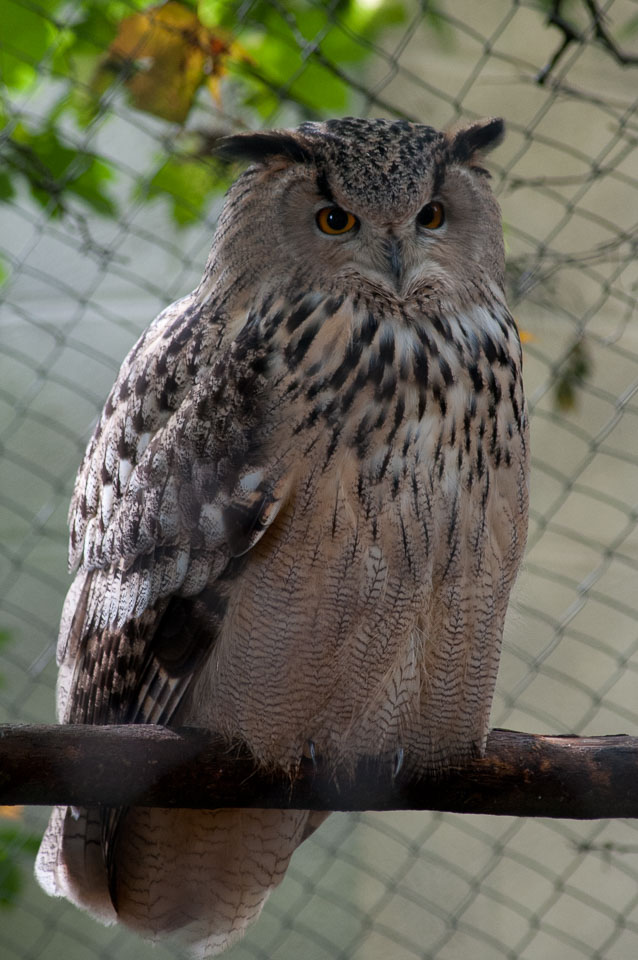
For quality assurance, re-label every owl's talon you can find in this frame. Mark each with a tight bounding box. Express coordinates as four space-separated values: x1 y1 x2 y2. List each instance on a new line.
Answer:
304 739 317 767
393 747 404 778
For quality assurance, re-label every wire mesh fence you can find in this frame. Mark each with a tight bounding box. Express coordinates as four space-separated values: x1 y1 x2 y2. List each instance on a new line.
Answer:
1 0 638 957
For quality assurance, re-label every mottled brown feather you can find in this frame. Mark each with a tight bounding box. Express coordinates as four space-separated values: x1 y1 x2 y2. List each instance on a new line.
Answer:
36 116 529 957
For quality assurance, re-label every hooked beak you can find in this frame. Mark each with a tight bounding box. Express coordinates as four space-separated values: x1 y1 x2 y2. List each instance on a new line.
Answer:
384 235 403 287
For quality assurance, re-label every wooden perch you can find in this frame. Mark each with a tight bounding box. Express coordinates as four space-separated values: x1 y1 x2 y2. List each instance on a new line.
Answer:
1 724 637 819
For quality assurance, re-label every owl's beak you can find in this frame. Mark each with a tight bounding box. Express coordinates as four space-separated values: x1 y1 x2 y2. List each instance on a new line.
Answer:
384 235 403 287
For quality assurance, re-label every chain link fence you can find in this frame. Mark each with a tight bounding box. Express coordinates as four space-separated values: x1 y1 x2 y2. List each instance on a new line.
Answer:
1 0 638 957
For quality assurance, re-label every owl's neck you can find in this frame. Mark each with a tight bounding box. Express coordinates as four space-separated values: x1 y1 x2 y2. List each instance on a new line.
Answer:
248 288 527 489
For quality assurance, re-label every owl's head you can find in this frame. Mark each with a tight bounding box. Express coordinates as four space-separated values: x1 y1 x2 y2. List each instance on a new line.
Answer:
214 116 506 301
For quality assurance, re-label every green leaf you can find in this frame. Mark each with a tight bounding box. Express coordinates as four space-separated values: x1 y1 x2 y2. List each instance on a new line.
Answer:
226 1 413 116
0 629 11 687
0 0 65 90
0 856 22 908
296 2 403 66
346 0 409 35
554 340 592 411
198 0 237 30
1 0 415 219
139 154 227 226
238 14 348 114
3 124 117 218
67 156 117 215
0 823 42 909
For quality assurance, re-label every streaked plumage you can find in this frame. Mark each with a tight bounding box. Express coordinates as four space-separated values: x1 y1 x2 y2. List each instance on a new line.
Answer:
36 116 529 956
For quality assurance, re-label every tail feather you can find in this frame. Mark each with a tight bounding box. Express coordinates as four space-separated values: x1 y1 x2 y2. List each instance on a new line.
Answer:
36 805 317 957
35 805 117 924
115 807 311 957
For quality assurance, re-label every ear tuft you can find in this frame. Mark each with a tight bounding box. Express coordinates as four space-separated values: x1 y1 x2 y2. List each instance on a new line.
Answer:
216 131 313 166
449 118 505 165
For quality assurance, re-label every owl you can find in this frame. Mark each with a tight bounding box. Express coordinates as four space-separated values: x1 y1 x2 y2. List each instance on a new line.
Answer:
35 116 529 957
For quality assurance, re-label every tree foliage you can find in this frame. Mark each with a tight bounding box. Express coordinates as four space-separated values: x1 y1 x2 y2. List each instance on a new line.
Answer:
0 0 410 231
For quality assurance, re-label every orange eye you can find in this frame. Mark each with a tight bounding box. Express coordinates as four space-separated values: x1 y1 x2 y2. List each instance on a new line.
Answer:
417 201 445 230
316 206 359 235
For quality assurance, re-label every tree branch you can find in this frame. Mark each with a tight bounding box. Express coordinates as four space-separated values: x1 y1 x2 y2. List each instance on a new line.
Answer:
537 0 638 85
2 725 638 818
583 0 638 67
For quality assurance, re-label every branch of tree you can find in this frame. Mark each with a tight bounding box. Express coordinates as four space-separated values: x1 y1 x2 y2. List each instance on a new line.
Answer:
537 0 638 85
2 724 638 818
583 0 638 67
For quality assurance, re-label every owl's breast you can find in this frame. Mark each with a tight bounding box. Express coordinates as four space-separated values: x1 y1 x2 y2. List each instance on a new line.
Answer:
186 293 528 770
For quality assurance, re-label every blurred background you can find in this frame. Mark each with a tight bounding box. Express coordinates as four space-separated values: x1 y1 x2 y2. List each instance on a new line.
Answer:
1 1 638 957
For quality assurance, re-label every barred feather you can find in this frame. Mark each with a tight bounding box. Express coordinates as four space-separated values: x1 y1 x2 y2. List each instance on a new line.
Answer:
36 116 529 956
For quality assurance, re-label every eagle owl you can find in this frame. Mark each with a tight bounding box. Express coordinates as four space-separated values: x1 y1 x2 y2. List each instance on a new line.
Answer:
36 117 529 956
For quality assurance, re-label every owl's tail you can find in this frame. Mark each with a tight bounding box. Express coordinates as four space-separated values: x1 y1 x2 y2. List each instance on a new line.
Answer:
36 805 323 957
35 805 118 924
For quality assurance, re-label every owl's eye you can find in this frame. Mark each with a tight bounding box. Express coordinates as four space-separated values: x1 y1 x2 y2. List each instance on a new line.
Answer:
316 206 359 235
417 201 445 230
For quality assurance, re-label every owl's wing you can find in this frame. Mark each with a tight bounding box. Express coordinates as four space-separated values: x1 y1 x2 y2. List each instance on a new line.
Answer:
57 291 289 729
39 292 296 915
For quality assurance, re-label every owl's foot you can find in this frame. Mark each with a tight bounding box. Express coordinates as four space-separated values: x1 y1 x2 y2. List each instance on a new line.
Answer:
303 739 318 768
